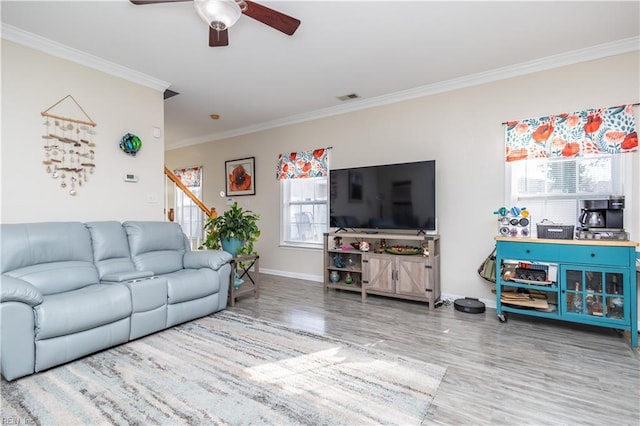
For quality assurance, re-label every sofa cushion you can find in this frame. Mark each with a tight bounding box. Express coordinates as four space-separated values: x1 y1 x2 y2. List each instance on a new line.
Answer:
86 221 136 278
124 221 187 275
131 251 184 276
165 269 220 304
1 222 94 272
1 222 95 281
0 222 97 294
5 261 99 296
34 284 132 340
1 222 98 295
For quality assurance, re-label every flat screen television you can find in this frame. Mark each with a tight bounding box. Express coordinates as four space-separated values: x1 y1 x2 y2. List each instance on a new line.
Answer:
330 160 436 232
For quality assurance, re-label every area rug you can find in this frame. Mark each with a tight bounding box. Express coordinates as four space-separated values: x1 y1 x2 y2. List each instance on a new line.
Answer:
1 311 446 425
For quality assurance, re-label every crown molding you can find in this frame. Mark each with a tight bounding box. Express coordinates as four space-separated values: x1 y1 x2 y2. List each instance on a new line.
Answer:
1 24 170 92
169 36 639 150
2 22 634 149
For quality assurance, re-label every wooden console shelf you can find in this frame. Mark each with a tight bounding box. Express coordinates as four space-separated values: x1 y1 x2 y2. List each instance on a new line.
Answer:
323 232 441 310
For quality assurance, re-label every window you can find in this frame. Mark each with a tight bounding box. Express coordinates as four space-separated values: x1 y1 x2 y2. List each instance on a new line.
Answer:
506 154 631 233
175 189 204 249
174 167 204 249
281 177 328 248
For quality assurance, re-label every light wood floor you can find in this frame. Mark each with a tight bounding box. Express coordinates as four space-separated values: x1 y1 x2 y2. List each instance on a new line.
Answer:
230 273 640 426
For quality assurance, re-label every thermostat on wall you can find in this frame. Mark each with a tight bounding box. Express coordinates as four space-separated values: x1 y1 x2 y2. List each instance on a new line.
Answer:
123 173 138 183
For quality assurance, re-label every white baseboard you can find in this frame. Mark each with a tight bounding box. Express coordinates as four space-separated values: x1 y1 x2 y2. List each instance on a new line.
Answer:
259 268 323 283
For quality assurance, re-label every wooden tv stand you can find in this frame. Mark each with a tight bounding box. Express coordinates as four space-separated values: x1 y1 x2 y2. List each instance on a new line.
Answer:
323 232 441 310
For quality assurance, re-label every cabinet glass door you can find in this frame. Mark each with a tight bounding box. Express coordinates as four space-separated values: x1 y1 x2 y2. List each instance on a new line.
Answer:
604 272 625 320
563 268 626 322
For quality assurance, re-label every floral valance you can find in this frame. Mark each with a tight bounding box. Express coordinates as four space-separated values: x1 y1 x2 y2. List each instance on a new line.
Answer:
505 104 637 162
276 148 329 180
173 166 201 187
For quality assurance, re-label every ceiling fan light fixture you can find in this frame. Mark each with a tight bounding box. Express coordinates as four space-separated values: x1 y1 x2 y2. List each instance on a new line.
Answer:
194 0 242 31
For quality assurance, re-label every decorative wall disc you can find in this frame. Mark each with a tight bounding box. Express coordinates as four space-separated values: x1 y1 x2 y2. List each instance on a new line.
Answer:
119 133 142 156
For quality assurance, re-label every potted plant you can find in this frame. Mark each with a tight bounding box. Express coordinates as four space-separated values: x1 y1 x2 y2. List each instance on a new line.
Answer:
202 202 260 256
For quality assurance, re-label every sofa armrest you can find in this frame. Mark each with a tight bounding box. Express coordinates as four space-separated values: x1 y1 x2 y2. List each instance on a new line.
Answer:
1 275 43 306
183 250 232 271
101 270 154 282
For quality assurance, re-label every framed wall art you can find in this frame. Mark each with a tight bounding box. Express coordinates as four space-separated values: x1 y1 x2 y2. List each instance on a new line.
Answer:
225 157 256 196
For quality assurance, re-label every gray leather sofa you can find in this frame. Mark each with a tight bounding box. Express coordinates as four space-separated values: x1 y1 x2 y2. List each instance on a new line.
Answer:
0 221 232 381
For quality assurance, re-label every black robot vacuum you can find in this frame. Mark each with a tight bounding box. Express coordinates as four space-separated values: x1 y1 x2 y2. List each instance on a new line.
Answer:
454 297 486 314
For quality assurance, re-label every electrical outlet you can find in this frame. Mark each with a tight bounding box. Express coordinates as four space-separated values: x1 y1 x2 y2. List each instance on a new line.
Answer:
146 193 159 203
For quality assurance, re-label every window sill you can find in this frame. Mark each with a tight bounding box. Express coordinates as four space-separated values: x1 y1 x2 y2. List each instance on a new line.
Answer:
279 242 323 251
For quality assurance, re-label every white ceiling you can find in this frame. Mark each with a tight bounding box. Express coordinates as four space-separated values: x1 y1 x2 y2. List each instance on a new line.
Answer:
2 1 639 150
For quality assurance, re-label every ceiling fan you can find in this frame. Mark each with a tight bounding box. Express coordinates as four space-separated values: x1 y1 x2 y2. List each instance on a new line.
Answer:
130 0 301 47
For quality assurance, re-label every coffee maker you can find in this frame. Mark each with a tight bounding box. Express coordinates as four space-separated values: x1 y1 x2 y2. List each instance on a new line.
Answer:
576 195 628 240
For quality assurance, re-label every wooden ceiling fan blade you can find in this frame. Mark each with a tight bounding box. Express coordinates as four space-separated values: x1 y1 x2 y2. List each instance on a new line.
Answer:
210 27 229 46
130 0 192 4
242 0 300 36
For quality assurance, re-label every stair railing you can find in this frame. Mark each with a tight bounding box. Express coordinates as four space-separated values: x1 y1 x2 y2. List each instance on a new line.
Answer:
164 166 217 249
164 166 217 219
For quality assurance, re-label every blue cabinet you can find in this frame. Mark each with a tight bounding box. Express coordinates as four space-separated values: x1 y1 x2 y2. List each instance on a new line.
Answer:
495 238 638 348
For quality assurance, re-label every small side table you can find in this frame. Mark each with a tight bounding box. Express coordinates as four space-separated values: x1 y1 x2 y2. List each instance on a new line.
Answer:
229 254 259 307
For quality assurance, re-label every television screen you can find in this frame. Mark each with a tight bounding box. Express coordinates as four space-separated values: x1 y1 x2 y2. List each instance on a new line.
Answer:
330 160 436 231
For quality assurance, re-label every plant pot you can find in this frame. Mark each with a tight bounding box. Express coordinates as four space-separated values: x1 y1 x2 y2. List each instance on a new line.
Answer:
221 238 244 256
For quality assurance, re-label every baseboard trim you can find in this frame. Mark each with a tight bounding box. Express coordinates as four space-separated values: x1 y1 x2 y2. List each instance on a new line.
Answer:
259 268 323 283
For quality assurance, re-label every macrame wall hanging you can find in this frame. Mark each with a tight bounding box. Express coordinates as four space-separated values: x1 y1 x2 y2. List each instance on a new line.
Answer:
41 95 97 196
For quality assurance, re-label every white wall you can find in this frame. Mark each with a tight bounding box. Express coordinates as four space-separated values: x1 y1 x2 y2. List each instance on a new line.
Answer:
166 51 639 306
1 40 165 223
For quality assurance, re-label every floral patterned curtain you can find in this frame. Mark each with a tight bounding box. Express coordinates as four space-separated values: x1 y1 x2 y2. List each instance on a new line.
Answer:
173 166 201 187
505 104 637 162
276 148 329 179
